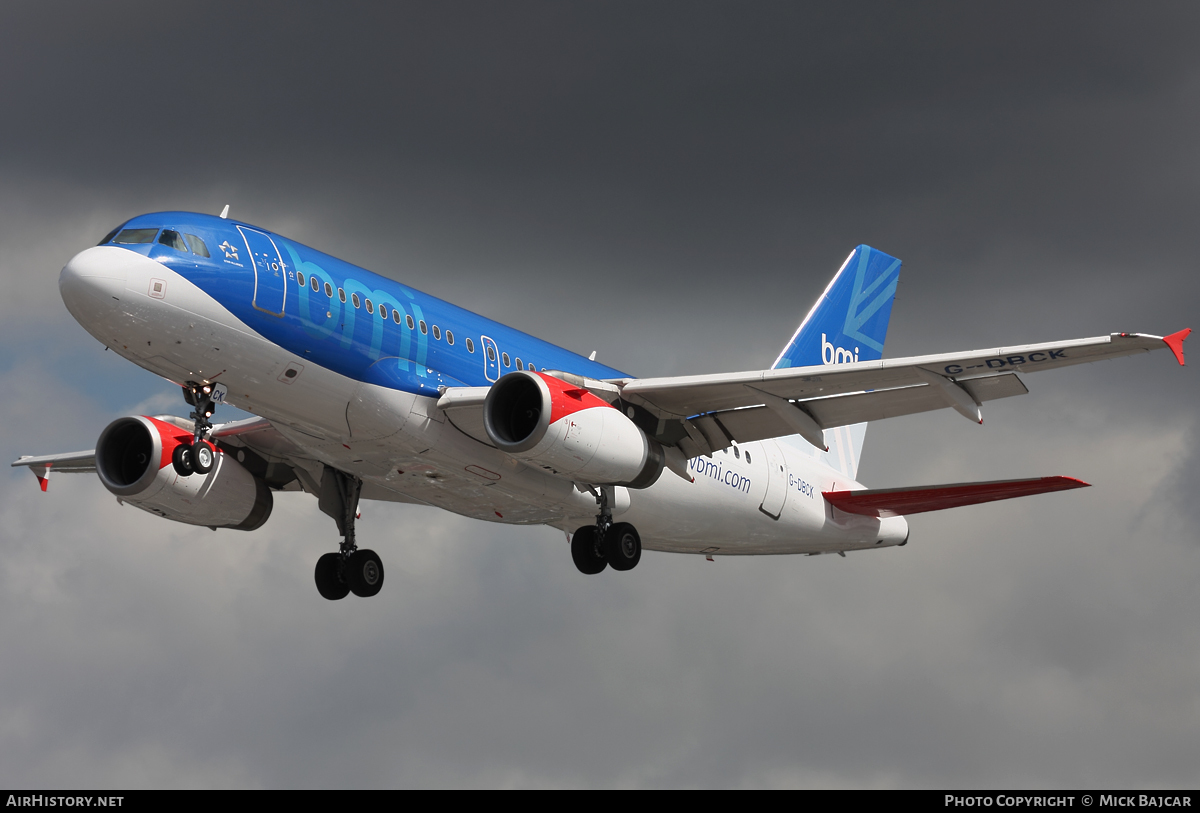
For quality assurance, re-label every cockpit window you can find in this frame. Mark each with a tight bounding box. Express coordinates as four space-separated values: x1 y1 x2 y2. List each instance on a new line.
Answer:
98 228 121 245
183 234 210 258
114 228 158 244
158 230 188 252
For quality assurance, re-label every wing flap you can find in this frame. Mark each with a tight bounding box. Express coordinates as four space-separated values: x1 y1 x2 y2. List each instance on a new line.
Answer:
692 373 1029 446
823 476 1090 518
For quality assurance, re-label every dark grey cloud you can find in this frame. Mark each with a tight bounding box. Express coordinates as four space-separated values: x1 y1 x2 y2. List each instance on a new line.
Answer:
1 2 1198 788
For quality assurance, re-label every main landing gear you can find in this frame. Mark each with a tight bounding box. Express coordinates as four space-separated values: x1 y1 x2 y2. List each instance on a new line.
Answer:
172 381 219 477
571 487 642 575
313 468 385 601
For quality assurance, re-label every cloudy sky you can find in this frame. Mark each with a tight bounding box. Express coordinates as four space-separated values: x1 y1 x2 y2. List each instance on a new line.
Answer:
1 1 1198 788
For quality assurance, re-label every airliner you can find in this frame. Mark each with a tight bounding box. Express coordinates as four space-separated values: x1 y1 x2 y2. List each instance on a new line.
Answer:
13 209 1189 600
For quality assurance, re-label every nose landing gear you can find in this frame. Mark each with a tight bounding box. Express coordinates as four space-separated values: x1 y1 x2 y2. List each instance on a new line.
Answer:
570 486 642 575
172 382 219 476
313 467 385 600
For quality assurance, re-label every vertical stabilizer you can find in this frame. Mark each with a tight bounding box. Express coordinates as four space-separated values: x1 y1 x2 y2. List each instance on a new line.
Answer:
772 246 902 479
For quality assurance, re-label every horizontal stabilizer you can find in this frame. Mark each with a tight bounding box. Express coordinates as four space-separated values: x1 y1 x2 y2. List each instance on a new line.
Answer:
823 476 1089 518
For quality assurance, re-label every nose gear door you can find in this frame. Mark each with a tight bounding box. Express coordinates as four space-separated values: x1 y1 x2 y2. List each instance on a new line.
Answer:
237 225 287 317
481 335 500 382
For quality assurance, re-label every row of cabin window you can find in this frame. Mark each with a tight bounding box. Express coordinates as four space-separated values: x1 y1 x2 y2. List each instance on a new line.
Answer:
717 445 751 463
294 270 541 372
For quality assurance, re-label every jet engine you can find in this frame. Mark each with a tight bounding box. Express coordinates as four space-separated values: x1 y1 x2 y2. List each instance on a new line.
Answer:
94 415 272 530
483 371 663 487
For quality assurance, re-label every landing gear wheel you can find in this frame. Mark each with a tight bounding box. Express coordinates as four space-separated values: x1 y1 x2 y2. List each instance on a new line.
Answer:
171 444 194 477
571 526 608 575
191 442 214 474
345 549 384 597
314 552 350 600
605 523 642 571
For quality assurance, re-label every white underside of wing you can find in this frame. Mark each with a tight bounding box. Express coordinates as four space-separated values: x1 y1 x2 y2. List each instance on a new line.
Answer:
11 450 97 473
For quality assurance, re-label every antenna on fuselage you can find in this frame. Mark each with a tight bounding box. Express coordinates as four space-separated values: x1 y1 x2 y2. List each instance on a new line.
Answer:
219 204 230 219
588 351 597 361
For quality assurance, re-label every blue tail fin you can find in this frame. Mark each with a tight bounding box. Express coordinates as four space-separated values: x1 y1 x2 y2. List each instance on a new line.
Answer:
773 245 901 370
772 246 902 481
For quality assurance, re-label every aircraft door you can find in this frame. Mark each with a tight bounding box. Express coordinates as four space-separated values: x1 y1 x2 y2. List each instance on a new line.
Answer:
759 439 787 519
237 225 287 317
481 335 500 382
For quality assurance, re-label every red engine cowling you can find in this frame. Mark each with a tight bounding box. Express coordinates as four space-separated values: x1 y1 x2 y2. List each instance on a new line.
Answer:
483 371 663 487
94 415 272 530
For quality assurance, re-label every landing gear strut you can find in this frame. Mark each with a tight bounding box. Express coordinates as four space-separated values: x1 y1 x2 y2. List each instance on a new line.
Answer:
313 467 385 600
570 486 642 575
172 381 218 476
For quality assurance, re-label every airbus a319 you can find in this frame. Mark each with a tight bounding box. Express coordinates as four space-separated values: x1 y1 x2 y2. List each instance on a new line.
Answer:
14 208 1189 600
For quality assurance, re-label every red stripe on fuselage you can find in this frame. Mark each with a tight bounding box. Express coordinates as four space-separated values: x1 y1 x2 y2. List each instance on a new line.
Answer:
534 372 615 424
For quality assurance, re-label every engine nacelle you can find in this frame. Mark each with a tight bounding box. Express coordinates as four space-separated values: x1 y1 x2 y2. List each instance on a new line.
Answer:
95 415 272 530
483 371 663 488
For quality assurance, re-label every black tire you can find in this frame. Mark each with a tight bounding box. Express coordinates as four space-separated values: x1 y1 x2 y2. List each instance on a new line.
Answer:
346 549 384 598
171 443 194 477
605 523 642 571
191 441 214 474
315 552 350 600
570 526 607 575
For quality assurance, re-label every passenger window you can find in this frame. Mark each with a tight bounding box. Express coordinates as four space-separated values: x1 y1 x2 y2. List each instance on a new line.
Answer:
486 345 495 361
324 282 333 297
311 276 320 293
406 314 414 329
379 304 387 319
419 320 427 334
392 309 401 324
745 451 752 464
446 330 454 345
338 288 346 303
432 325 441 340
733 446 740 459
466 338 475 353
502 352 511 367
114 228 158 244
183 234 210 257
516 359 523 370
365 299 373 314
297 271 306 287
352 293 361 308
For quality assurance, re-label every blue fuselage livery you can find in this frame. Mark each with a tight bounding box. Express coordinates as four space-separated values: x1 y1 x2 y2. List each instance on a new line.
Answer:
113 212 629 396
17 210 1183 601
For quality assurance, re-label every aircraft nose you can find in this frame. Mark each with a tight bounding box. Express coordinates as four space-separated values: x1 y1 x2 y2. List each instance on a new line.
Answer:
59 246 130 322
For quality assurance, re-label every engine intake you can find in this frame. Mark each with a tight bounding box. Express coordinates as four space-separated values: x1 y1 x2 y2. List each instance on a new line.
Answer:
483 371 663 488
95 415 272 530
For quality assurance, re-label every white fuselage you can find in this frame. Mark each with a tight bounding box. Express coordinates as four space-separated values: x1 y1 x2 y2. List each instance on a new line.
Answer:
60 246 909 556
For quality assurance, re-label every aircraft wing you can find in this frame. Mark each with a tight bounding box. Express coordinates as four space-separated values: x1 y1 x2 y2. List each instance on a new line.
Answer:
612 330 1188 455
11 450 97 491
